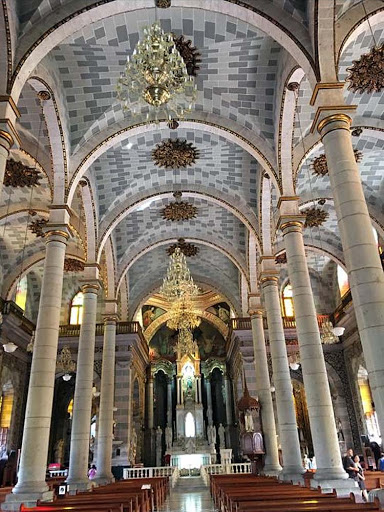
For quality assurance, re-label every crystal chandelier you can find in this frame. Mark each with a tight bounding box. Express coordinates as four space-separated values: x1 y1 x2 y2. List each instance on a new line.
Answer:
167 295 201 331
320 320 345 345
175 327 198 355
116 21 196 123
56 345 76 381
160 247 199 302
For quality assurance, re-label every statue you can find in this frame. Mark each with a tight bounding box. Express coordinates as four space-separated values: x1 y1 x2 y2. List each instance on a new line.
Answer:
218 423 225 448
244 411 254 432
165 425 172 450
336 417 344 441
129 429 137 466
208 424 216 446
185 437 196 454
156 426 163 448
54 439 64 465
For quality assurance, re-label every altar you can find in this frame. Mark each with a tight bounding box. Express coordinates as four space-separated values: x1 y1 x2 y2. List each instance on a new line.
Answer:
171 452 212 469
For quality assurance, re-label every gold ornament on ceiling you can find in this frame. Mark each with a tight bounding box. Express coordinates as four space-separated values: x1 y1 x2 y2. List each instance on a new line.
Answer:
161 195 198 222
310 150 362 176
4 159 41 188
167 238 199 257
346 44 384 94
152 138 199 169
275 252 287 265
167 119 179 130
173 35 201 77
64 258 85 272
155 0 171 7
303 206 329 228
28 217 48 238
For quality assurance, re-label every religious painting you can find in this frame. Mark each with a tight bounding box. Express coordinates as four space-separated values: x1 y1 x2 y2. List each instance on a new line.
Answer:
149 325 177 360
142 305 166 330
206 302 231 324
194 320 226 359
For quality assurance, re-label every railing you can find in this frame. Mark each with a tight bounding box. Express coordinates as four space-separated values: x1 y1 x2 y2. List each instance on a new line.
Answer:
230 315 333 332
2 300 35 334
201 463 251 485
48 469 68 478
123 466 179 487
59 321 145 338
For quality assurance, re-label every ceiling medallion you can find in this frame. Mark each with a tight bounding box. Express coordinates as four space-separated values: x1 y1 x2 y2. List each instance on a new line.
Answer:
64 258 85 272
161 194 198 222
303 206 329 228
4 159 41 188
311 150 362 176
155 0 171 6
28 218 48 238
167 119 179 130
167 238 199 257
275 252 287 265
116 21 196 123
351 127 363 137
152 138 199 169
346 44 384 94
173 35 201 77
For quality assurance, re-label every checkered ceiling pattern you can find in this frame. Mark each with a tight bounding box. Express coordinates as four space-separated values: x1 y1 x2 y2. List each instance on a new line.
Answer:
43 7 281 152
335 0 363 18
128 244 240 312
87 127 261 219
112 196 246 263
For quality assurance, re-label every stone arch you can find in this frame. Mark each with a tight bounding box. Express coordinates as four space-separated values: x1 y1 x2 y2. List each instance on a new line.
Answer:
10 0 317 103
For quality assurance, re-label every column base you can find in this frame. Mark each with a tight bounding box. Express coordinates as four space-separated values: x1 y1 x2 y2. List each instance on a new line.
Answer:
93 475 115 486
310 476 358 495
262 464 282 477
1 489 53 511
65 479 93 493
279 466 305 485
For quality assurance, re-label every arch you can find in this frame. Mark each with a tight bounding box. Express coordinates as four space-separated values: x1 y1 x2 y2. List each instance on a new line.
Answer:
68 118 279 207
144 310 229 343
10 0 317 103
98 189 260 263
116 237 248 297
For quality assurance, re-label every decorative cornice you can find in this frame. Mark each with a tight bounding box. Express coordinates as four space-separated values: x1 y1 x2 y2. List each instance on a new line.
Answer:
0 95 20 118
276 196 299 209
309 82 345 106
81 282 100 293
317 113 353 134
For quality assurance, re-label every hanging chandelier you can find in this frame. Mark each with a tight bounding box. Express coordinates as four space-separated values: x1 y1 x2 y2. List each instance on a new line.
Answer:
175 327 198 355
160 247 199 302
167 295 201 331
320 320 345 345
116 21 197 123
56 345 76 381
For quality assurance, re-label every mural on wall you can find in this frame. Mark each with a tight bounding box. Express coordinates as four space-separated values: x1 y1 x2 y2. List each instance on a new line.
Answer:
206 302 231 324
149 320 225 361
142 305 166 329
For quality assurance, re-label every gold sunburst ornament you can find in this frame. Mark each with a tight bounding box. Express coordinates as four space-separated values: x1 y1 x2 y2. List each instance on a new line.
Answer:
167 238 199 257
346 44 384 94
162 192 198 222
152 138 199 169
311 150 362 176
303 206 329 228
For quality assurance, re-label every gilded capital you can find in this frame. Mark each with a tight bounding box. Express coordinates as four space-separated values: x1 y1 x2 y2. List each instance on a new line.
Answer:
248 309 264 319
81 283 100 294
318 113 352 135
0 130 14 149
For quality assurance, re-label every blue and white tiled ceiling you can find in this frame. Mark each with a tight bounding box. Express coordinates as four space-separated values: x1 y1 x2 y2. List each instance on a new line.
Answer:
42 8 282 153
128 244 240 315
87 128 261 220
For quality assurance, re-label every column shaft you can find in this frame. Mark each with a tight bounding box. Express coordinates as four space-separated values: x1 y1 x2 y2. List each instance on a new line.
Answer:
206 379 213 425
282 222 347 481
94 319 117 485
250 313 281 474
261 278 304 481
224 376 232 426
319 115 384 437
7 230 68 505
167 380 172 426
148 378 154 429
66 285 99 490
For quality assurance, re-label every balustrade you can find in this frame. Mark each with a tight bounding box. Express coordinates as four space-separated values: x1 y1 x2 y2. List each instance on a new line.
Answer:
123 466 179 487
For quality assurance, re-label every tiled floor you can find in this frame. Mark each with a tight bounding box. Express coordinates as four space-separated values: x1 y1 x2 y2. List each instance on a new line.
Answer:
161 477 216 512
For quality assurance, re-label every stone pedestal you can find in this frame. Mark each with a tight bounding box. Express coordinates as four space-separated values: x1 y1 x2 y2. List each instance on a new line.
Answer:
2 227 70 511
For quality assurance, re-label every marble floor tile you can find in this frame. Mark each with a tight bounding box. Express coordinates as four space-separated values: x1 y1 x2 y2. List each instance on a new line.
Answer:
160 477 216 512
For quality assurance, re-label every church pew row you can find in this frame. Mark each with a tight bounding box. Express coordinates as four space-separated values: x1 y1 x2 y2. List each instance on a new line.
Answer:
210 474 380 512
21 477 169 512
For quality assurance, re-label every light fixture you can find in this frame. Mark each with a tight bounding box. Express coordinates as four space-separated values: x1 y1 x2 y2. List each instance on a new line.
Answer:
320 319 341 344
288 353 300 371
270 386 276 393
3 341 17 353
116 21 197 123
56 345 76 379
160 247 199 302
175 327 198 355
167 296 201 331
62 374 72 382
332 326 345 337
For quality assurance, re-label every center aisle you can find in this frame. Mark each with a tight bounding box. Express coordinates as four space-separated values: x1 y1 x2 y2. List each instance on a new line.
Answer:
160 477 215 512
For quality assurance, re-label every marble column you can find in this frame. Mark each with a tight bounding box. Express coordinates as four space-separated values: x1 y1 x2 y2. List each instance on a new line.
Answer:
148 376 154 430
281 219 350 488
127 364 133 457
94 316 117 485
66 283 99 491
250 310 282 475
0 131 12 192
261 276 304 483
205 378 213 425
224 375 233 427
318 114 384 438
167 379 172 427
3 228 70 510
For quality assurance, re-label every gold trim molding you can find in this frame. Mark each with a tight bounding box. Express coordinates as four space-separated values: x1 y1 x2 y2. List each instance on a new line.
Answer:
317 113 353 134
276 195 299 209
310 82 345 106
0 95 21 118
0 129 13 148
310 106 356 134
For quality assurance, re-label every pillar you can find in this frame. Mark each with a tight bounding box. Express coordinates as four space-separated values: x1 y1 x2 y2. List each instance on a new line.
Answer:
205 378 213 425
0 131 12 191
249 309 281 475
3 227 70 510
167 379 172 427
66 282 99 491
318 113 384 438
280 218 351 489
261 275 304 483
127 364 133 458
224 375 233 427
148 376 154 430
94 314 118 485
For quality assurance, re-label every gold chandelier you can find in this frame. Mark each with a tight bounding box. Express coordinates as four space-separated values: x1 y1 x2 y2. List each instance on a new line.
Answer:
167 295 201 331
116 21 196 122
56 346 76 381
160 247 199 302
175 327 198 355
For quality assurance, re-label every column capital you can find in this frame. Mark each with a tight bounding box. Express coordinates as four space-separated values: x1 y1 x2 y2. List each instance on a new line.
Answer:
259 272 279 287
248 309 264 319
311 106 356 135
278 216 305 234
317 113 352 138
43 225 71 243
81 282 100 294
103 314 119 325
0 95 21 148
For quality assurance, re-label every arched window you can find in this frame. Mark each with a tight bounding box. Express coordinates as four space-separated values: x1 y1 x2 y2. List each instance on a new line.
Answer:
15 276 28 311
69 291 84 325
185 412 195 438
282 283 294 318
337 266 350 298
